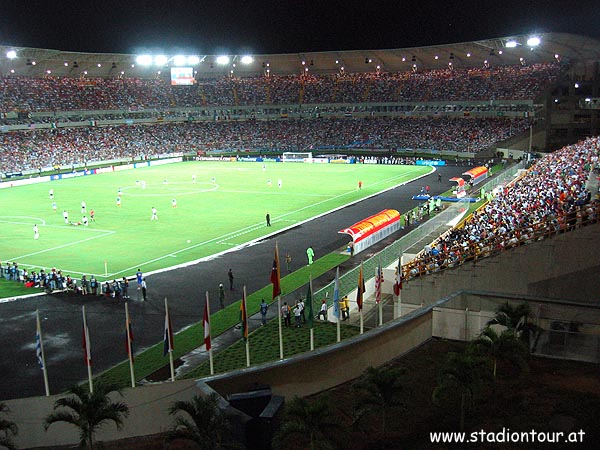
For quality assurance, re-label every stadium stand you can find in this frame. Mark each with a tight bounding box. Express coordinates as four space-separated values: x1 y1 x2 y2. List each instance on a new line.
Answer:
403 136 600 279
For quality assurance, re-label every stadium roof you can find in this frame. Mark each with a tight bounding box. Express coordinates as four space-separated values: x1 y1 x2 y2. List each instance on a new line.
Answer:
1 32 599 79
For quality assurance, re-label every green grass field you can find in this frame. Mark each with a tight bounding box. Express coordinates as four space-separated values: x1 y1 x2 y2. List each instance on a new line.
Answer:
0 161 431 281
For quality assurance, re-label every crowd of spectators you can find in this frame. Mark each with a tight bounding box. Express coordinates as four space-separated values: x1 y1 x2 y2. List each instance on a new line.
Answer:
404 136 600 278
0 62 562 112
0 116 529 173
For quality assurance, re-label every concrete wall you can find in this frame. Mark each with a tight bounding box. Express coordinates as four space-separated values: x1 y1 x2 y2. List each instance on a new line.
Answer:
399 223 600 306
5 379 201 449
204 309 433 400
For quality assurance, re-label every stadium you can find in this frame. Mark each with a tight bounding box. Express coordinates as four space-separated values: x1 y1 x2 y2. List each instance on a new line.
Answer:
1 29 600 449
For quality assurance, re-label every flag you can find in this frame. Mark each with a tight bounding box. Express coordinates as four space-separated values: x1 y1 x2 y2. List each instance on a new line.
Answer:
375 264 383 304
306 277 314 328
163 302 174 356
271 243 281 299
125 316 134 363
240 288 249 340
35 313 44 370
332 267 340 319
82 321 92 367
394 256 403 295
356 262 365 312
203 294 211 351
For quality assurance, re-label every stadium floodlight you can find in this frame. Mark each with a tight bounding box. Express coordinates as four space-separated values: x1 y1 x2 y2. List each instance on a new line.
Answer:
6 50 17 59
216 55 230 65
136 55 152 65
187 55 200 65
527 36 541 47
505 40 518 48
173 55 187 66
241 55 254 65
154 55 168 66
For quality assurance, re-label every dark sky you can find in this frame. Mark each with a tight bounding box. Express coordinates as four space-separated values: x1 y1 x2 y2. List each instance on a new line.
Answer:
1 0 599 55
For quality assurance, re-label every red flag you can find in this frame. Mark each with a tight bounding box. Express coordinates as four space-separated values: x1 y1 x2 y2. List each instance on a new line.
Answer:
125 317 134 363
163 300 174 356
356 262 365 311
375 264 383 304
271 243 281 299
394 257 403 295
240 287 248 341
203 293 211 351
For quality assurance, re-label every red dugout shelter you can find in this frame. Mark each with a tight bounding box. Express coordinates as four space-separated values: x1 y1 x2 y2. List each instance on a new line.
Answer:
338 209 401 255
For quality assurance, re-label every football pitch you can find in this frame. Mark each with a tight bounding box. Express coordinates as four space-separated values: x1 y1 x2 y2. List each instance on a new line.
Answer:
0 161 432 281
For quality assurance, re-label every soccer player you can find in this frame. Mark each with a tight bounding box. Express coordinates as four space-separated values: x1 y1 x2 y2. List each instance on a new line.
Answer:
172 198 177 208
63 210 69 224
278 179 282 188
116 196 122 207
49 189 54 199
81 201 86 214
151 206 158 220
82 215 88 226
192 174 197 183
90 209 95 221
358 180 362 190
136 269 143 287
51 202 57 212
33 224 39 240
267 179 272 187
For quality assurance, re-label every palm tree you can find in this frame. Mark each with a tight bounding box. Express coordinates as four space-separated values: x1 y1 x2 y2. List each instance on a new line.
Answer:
0 403 18 450
352 365 404 437
472 326 529 379
273 395 338 450
487 302 540 346
433 350 489 431
166 393 237 450
44 383 129 450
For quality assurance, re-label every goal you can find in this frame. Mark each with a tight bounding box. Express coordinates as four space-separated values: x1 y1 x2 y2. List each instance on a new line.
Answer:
282 152 313 163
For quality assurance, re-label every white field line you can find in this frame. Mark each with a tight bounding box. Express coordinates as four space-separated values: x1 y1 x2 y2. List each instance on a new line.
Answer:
0 216 47 226
10 230 115 261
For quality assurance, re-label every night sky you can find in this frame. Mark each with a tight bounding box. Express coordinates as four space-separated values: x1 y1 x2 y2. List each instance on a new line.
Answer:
1 0 599 55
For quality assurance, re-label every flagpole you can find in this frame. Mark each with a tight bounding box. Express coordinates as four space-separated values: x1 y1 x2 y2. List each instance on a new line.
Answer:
377 261 383 327
397 253 403 318
309 276 314 351
36 310 50 396
333 267 341 343
205 291 214 375
82 306 93 393
244 286 250 367
277 295 283 359
358 261 364 335
125 302 135 388
272 242 284 360
165 298 175 382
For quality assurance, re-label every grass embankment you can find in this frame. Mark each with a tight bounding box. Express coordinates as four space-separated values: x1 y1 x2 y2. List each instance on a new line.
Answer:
96 252 349 387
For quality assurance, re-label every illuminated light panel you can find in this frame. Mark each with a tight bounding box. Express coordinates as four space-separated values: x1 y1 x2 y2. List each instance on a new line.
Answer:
136 55 152 65
505 40 518 48
173 55 187 66
154 55 168 65
6 50 17 59
240 55 253 65
527 36 541 47
187 56 200 65
216 55 230 65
